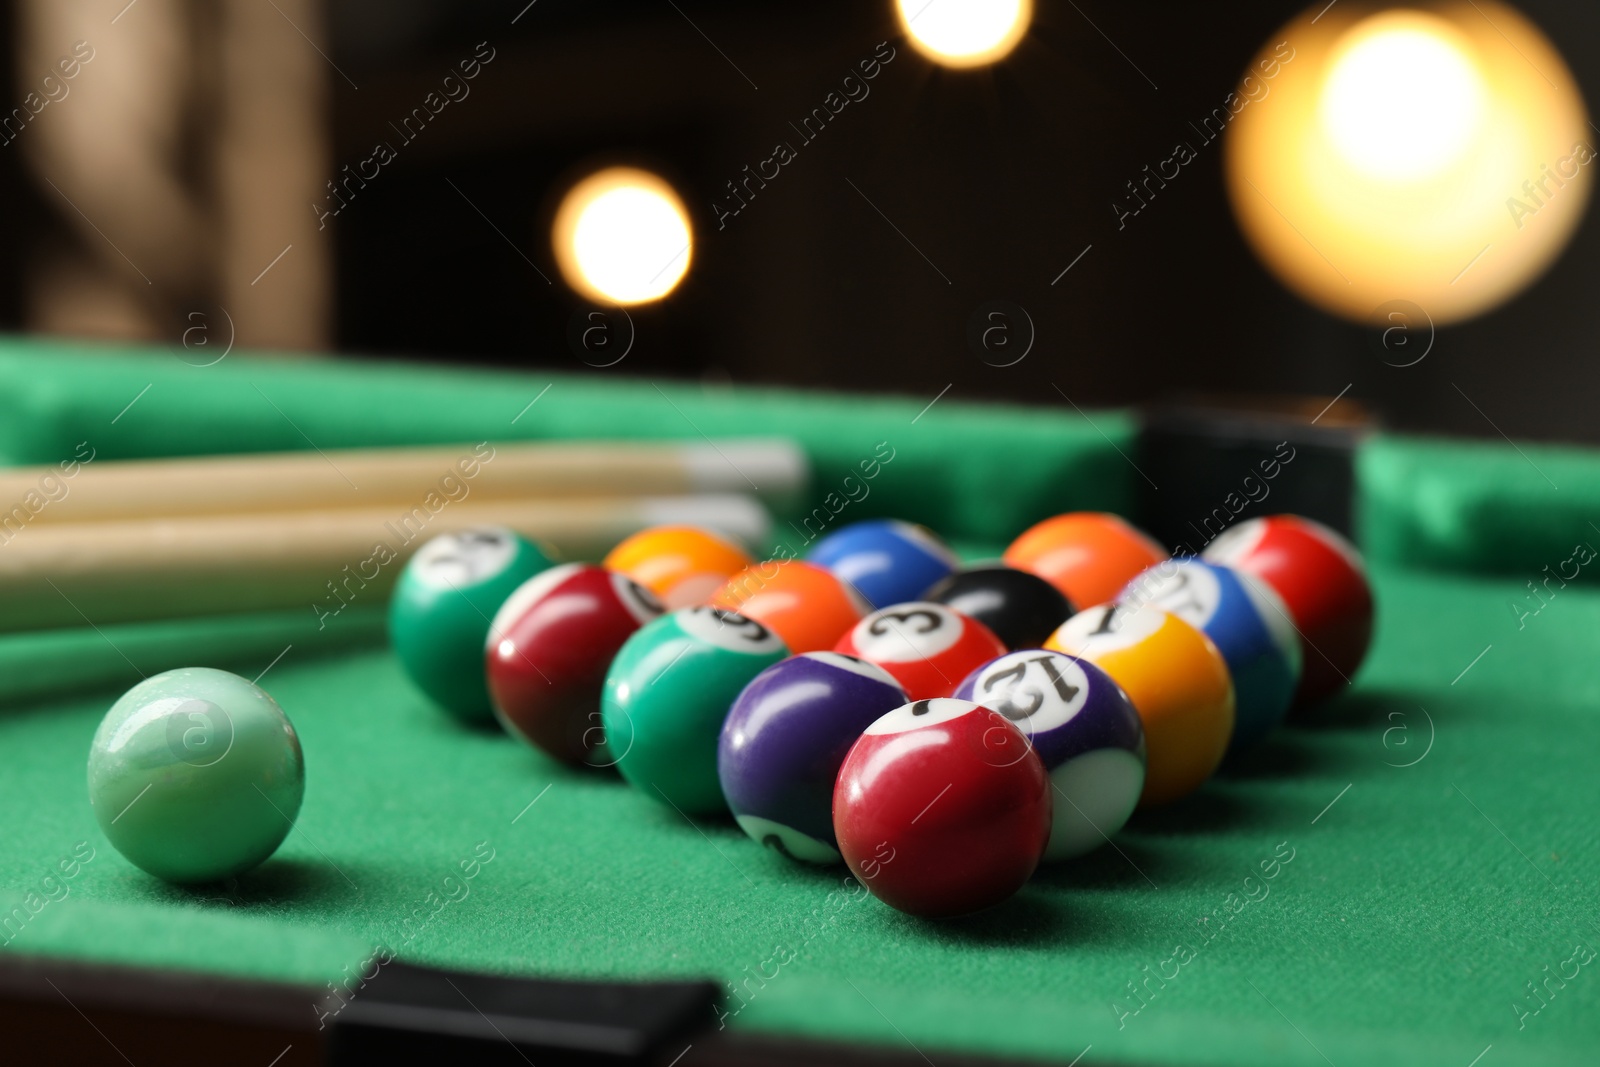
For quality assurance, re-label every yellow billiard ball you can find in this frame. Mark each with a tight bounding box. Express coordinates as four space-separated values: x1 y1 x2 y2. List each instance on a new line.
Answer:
1046 603 1234 807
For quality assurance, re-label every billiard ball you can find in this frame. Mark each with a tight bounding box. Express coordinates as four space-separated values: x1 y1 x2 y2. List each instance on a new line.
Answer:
954 650 1144 860
87 668 304 883
709 560 868 653
1046 603 1234 806
602 525 753 609
719 651 908 863
924 564 1076 650
805 519 959 608
1202 515 1374 709
1004 512 1168 608
486 563 663 765
603 606 789 814
389 527 554 724
834 698 1050 917
1120 558 1300 755
835 602 1006 699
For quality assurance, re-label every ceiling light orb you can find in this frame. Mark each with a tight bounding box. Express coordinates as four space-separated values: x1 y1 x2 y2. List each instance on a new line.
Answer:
552 166 693 306
896 0 1032 69
1224 2 1591 326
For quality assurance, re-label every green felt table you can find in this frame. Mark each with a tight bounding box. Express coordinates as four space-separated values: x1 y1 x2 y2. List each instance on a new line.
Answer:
1 338 1597 1066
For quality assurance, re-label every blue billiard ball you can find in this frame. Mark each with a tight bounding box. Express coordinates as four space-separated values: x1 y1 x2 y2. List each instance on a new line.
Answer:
719 651 908 863
805 519 958 609
955 650 1145 860
1119 558 1300 754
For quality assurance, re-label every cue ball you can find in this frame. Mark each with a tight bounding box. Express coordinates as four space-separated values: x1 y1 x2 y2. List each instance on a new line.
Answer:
709 560 868 653
1004 512 1168 609
603 525 753 609
603 606 789 814
834 698 1050 918
954 650 1145 860
1046 603 1234 807
805 519 960 609
834 602 1006 699
719 651 909 863
88 667 304 884
924 564 1076 650
388 527 554 724
1202 515 1374 710
1120 558 1300 755
486 563 663 765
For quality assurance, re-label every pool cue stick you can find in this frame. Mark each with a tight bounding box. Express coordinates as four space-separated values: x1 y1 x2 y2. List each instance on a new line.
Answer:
0 607 386 708
0 438 807 526
0 493 770 632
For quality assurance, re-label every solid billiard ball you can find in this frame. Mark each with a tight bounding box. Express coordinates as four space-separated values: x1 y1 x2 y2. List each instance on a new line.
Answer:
834 698 1051 917
719 651 908 863
486 563 663 765
1120 558 1300 755
603 606 789 814
805 519 959 608
1004 512 1168 609
87 668 304 883
924 564 1076 650
954 650 1144 860
709 560 868 653
389 527 554 724
602 525 753 609
834 602 1006 699
1202 515 1374 709
1046 603 1234 807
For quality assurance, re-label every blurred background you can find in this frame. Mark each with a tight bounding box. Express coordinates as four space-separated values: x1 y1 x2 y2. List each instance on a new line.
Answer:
0 0 1595 441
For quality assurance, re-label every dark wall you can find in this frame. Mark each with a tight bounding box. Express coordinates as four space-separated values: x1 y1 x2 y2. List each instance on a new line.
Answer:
11 1 1594 446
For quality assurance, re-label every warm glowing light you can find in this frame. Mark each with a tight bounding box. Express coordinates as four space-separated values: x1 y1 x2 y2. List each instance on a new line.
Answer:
552 167 692 305
897 0 1031 68
1319 15 1485 182
1225 2 1591 325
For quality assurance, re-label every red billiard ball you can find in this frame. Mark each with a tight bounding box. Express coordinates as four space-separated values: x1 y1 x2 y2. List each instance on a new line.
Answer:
1203 515 1373 709
485 563 663 764
834 698 1051 918
834 603 1006 699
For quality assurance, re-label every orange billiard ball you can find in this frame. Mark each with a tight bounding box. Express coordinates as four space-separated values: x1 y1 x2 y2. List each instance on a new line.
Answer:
1004 512 1168 609
604 525 754 610
710 560 867 653
1046 602 1234 807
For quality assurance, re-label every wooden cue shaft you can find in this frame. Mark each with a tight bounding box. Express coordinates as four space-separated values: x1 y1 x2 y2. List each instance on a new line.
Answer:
0 438 806 525
0 494 770 632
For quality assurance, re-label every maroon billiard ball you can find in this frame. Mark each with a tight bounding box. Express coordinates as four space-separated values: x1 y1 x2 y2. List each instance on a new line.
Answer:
1203 515 1373 709
485 563 663 764
834 603 1006 699
833 698 1051 918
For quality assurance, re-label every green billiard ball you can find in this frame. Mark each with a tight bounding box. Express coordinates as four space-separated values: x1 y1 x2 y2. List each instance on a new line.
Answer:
87 667 305 884
603 607 788 814
389 527 554 723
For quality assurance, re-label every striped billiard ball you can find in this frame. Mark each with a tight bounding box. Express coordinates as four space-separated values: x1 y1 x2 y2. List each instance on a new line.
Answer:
955 649 1145 860
389 527 554 724
1120 558 1300 755
719 651 908 863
